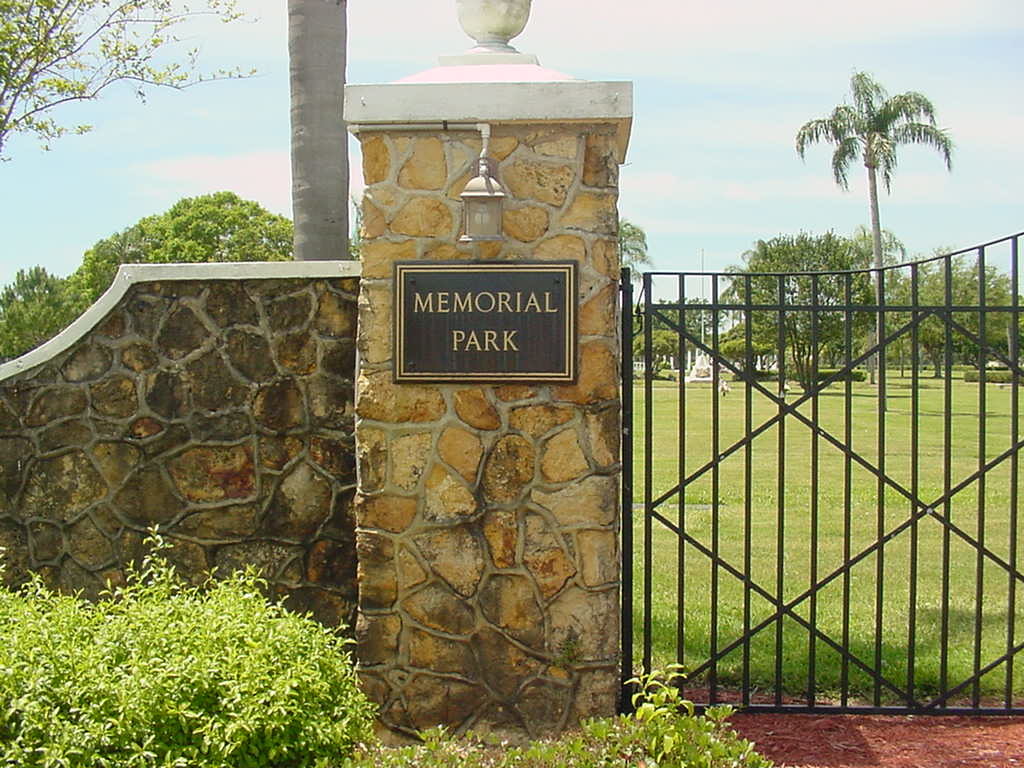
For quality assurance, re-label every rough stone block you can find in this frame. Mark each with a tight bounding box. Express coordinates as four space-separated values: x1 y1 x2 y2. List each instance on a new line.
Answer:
531 475 617 527
361 136 391 185
552 341 618 404
358 612 401 666
357 372 445 423
61 345 112 382
402 582 475 636
548 586 619 661
408 628 477 676
534 234 586 263
357 494 417 534
437 426 483 482
540 428 590 483
263 461 332 540
482 508 518 569
453 388 501 430
156 305 209 360
391 198 454 238
414 524 485 598
503 161 574 207
522 513 576 599
583 134 618 188
471 627 545 698
169 445 256 503
502 206 550 243
577 529 618 587
424 464 477 523
22 451 106 522
479 573 544 648
390 431 433 491
482 435 535 504
559 191 618 235
399 137 447 190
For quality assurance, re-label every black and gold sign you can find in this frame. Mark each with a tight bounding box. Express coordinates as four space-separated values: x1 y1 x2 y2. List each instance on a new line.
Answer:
394 261 577 382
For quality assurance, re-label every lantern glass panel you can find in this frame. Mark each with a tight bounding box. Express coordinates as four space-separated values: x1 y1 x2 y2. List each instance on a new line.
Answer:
464 196 503 240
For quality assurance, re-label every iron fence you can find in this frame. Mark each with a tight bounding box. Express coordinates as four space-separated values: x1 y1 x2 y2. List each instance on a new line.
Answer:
622 232 1024 714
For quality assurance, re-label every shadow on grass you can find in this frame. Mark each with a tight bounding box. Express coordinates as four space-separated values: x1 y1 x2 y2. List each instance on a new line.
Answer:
634 604 1023 707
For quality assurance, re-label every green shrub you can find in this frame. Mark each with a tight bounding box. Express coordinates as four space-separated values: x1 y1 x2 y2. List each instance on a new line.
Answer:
0 543 374 768
349 668 771 768
730 370 778 382
815 368 866 383
964 369 1018 383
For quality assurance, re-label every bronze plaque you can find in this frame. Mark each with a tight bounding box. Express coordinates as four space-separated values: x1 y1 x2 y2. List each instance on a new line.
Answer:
394 261 577 382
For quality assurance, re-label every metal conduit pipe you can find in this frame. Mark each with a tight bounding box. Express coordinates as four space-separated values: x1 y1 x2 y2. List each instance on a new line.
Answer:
349 121 490 134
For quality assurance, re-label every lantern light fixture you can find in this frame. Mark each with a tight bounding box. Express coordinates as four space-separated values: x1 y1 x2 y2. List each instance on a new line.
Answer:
459 123 506 243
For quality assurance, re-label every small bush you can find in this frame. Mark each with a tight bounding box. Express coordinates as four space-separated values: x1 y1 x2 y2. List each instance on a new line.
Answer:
0 542 374 768
730 370 778 382
349 668 771 768
815 368 867 383
964 369 1018 383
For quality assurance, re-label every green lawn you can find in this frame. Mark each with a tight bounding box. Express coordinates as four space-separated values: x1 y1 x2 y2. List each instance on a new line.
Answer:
629 375 1024 705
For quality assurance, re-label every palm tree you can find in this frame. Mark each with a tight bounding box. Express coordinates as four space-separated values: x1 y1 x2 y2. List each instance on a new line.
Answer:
796 71 953 393
288 0 349 261
619 219 651 283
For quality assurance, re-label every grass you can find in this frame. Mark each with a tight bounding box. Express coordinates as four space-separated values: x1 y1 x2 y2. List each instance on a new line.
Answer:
629 373 1024 705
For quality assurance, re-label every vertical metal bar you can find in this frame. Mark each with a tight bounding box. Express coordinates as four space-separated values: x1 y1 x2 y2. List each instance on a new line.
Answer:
874 266 887 707
1009 235 1020 710
974 246 987 708
908 262 921 706
808 273 820 708
941 254 954 707
743 274 753 709
710 275 721 705
620 268 634 706
643 272 654 678
842 272 853 708
677 275 687 687
775 274 787 707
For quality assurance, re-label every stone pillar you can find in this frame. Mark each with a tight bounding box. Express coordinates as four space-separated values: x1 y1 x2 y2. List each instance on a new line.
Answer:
347 76 631 739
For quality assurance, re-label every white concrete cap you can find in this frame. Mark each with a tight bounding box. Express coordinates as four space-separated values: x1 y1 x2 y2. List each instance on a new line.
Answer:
345 79 633 159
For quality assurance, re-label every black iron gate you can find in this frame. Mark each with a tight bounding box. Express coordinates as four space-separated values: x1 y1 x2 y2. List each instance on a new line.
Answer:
621 232 1024 714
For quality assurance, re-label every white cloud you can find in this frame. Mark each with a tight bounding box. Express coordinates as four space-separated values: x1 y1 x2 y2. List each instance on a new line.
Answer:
133 151 292 214
132 146 367 218
622 170 844 206
342 0 1021 76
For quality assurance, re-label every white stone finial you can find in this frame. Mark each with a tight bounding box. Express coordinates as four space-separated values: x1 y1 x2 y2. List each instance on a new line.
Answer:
456 0 532 54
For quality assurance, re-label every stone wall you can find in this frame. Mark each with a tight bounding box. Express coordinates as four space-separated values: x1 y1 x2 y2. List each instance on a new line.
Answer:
354 123 623 739
0 274 360 628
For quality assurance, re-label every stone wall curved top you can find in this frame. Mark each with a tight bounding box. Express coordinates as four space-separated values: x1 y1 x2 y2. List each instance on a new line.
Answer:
0 262 363 630
0 261 360 383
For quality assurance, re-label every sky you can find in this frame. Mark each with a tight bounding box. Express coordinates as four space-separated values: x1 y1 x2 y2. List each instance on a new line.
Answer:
1 0 1022 291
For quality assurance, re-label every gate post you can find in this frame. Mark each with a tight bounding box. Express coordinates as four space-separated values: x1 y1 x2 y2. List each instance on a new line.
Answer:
346 14 632 740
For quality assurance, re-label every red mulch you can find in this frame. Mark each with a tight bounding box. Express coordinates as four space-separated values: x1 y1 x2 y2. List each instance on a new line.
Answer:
730 713 1024 767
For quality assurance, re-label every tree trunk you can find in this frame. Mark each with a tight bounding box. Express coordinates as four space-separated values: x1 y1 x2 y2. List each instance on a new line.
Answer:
288 0 348 261
866 163 886 410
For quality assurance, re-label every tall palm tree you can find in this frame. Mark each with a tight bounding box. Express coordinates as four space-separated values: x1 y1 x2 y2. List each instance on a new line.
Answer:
288 0 348 261
796 71 953 392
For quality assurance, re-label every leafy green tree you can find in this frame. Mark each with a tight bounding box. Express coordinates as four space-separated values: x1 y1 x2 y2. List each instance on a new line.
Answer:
619 219 650 281
66 191 293 309
894 253 1014 377
632 328 677 378
726 232 874 388
288 0 349 261
0 267 74 360
0 0 250 158
0 193 292 361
